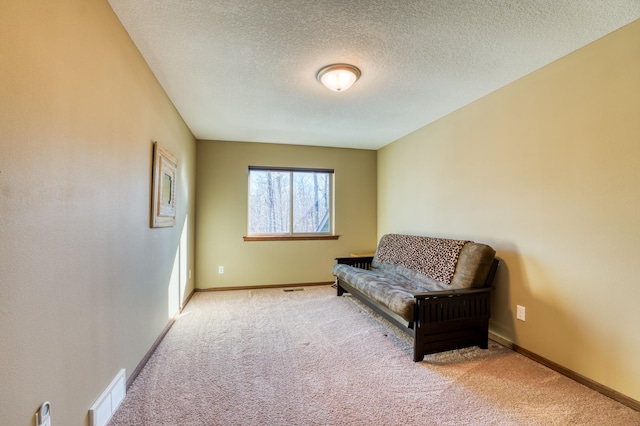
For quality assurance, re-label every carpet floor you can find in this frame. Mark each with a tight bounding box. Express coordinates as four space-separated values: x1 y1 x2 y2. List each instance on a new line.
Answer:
108 285 640 425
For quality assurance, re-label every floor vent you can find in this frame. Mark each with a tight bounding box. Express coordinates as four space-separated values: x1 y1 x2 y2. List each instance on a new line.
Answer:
283 288 305 292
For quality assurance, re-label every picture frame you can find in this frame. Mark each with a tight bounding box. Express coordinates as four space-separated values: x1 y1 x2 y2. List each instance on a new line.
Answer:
151 141 177 228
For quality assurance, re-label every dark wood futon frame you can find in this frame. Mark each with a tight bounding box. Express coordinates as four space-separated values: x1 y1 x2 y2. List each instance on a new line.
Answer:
335 256 499 362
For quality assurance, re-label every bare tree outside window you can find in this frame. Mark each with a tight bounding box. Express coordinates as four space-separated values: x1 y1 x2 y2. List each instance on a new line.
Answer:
248 167 333 235
293 172 330 233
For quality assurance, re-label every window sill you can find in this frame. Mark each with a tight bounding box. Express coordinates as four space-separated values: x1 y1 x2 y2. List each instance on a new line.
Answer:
243 235 340 242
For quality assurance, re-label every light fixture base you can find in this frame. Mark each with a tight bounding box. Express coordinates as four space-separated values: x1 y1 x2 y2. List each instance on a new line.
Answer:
316 63 361 92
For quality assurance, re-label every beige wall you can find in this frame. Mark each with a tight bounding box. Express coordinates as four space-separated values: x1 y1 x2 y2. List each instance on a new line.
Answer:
378 20 640 401
0 1 196 425
196 141 377 288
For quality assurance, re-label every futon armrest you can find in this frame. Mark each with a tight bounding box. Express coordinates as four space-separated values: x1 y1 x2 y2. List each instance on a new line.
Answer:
413 286 492 300
335 256 374 269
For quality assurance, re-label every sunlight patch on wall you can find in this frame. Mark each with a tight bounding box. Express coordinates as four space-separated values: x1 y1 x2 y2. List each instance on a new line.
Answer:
168 215 190 318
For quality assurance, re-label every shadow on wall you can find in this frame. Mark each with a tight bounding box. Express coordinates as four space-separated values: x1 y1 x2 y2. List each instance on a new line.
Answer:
489 242 528 344
488 244 618 381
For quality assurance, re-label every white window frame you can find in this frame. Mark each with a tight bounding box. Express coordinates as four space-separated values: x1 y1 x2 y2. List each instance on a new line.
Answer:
245 166 336 241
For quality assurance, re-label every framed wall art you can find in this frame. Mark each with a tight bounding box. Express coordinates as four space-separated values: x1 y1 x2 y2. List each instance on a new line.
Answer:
151 141 177 228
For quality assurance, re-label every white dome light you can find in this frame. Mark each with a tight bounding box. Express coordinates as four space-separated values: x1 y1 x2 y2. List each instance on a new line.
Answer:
316 64 361 92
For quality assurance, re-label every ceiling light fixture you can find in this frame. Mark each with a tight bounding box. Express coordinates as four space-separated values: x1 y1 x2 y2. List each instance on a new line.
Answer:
316 64 361 92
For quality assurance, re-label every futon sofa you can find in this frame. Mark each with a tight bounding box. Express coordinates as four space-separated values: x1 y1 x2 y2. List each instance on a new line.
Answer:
333 234 498 361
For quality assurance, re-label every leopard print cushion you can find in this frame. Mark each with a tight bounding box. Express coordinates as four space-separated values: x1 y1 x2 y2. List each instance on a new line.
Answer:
375 234 468 284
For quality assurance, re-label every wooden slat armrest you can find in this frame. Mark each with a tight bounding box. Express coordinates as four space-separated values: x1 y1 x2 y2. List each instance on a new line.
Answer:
413 286 492 299
335 256 373 264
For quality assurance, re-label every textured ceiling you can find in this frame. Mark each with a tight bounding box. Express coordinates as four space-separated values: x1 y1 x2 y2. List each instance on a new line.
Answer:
107 1 640 150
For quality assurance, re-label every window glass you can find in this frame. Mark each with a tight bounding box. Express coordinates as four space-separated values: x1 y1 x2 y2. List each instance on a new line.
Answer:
248 168 333 236
248 170 291 234
293 172 331 233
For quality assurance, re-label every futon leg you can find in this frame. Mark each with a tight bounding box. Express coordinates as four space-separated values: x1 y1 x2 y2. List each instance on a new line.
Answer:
479 324 489 349
413 323 425 362
479 336 489 349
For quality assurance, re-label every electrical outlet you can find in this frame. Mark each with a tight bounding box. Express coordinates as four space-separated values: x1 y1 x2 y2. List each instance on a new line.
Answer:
218 266 224 274
516 305 526 321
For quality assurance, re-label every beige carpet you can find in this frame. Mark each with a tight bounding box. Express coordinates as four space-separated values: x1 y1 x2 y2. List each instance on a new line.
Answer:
109 285 640 425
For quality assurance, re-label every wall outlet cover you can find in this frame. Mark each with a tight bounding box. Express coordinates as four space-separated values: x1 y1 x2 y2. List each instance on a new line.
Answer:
516 305 526 321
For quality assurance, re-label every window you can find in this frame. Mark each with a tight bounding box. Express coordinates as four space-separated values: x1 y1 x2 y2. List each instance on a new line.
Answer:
246 166 336 240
